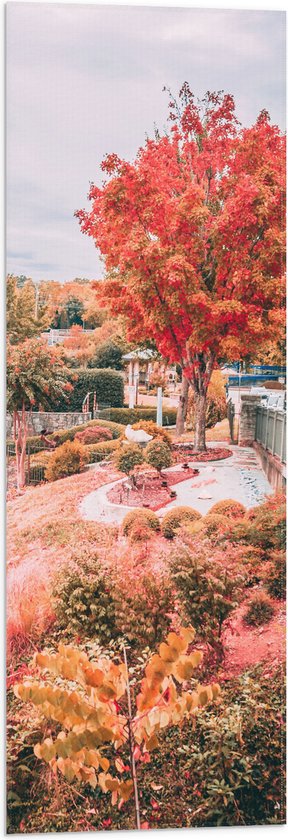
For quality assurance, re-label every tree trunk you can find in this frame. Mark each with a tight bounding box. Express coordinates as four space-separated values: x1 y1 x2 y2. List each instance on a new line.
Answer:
14 404 27 491
194 393 207 451
176 376 189 436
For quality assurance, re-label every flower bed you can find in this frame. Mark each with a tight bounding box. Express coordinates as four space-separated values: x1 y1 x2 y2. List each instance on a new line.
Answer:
107 467 199 511
172 445 232 463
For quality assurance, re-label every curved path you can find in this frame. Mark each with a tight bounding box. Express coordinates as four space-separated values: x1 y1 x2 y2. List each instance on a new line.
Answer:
79 444 272 525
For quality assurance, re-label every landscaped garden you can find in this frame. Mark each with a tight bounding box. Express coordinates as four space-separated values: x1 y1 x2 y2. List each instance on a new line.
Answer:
6 75 286 833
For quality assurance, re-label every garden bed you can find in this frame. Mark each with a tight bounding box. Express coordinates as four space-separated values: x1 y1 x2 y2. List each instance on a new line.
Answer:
107 466 200 511
172 445 232 463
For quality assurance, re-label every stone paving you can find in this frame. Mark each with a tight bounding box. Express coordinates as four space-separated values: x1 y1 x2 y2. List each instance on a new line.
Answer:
79 444 272 525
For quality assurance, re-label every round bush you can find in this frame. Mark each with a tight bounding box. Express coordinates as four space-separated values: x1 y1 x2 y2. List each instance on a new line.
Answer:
187 513 230 538
243 593 275 627
122 508 160 537
52 555 116 642
131 421 172 448
114 443 144 475
74 426 113 445
208 499 246 520
128 521 154 543
145 439 172 472
161 506 202 539
45 440 89 481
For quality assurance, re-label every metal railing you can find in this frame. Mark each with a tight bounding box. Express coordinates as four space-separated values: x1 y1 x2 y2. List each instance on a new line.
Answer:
255 406 286 464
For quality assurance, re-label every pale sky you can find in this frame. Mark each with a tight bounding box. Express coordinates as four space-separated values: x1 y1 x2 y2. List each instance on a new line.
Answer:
6 1 286 283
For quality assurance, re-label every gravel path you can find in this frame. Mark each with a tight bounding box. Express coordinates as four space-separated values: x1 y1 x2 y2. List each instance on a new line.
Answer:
79 445 272 525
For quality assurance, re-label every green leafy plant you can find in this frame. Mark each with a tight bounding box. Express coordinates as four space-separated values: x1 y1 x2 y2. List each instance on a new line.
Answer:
75 426 113 444
114 443 144 476
52 555 117 642
14 627 220 828
49 368 124 411
208 499 246 519
243 593 275 627
45 440 89 481
161 506 202 539
145 439 172 473
264 550 286 600
170 546 243 660
122 508 160 536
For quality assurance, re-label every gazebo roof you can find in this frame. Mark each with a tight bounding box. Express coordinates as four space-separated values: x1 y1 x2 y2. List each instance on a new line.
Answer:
122 348 158 362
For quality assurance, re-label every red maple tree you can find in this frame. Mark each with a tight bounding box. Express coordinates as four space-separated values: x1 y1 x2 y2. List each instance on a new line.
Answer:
77 85 285 449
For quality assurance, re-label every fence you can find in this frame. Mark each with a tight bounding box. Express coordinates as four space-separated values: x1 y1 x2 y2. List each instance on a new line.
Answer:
6 439 50 490
255 406 286 464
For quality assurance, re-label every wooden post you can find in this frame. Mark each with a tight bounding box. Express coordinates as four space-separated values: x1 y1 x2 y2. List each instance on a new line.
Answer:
271 410 277 456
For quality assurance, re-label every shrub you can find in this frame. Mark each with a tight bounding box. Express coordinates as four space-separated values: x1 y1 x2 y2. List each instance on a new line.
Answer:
88 340 124 370
161 506 201 539
52 553 117 642
128 521 155 543
74 426 113 445
243 593 275 627
145 439 172 472
155 666 285 827
114 443 144 475
246 494 286 551
187 513 230 539
170 545 243 658
115 574 173 648
264 551 286 600
107 406 177 426
122 507 160 536
45 440 89 481
49 368 124 411
208 499 246 519
131 420 172 448
86 439 120 463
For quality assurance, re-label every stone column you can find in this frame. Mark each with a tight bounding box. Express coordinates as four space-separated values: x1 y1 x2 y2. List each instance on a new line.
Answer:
239 394 261 447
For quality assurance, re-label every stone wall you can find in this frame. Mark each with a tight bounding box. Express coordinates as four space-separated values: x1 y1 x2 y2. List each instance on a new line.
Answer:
6 411 92 437
238 394 262 447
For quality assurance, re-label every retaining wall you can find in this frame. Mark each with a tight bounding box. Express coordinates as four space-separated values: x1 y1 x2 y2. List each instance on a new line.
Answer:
6 411 92 436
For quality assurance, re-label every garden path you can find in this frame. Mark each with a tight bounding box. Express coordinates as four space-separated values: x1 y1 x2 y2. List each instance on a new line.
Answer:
79 444 272 525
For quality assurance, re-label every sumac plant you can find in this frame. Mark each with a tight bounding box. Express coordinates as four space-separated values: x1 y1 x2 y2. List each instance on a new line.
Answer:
14 626 220 829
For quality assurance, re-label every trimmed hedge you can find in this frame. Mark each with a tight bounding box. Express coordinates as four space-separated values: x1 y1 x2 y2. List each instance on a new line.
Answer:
161 506 202 539
106 406 177 426
86 439 120 463
8 419 125 453
49 368 124 411
45 440 89 481
122 508 160 536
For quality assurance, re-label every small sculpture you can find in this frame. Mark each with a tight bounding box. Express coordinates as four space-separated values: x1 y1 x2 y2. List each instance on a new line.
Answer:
124 424 153 443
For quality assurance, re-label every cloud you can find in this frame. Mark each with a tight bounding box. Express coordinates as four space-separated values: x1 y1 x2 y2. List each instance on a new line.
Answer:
6 4 286 283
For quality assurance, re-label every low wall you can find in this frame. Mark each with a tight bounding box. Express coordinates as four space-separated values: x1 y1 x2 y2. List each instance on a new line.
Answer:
253 441 286 491
6 411 92 437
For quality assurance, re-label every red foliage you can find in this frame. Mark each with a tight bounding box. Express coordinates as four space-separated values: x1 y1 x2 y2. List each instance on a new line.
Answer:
77 87 285 399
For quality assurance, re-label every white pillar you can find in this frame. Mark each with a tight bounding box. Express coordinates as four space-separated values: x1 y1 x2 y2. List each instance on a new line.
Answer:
157 387 163 427
128 361 133 386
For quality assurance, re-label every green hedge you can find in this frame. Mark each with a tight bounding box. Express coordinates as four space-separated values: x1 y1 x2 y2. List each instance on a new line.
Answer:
49 368 124 412
86 439 120 463
7 419 125 453
104 407 177 426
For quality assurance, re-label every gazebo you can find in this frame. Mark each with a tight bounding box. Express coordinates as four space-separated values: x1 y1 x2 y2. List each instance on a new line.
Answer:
122 349 158 386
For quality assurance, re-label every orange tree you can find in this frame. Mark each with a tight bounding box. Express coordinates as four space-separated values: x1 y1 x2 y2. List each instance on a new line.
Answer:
6 339 73 490
77 85 285 448
14 625 220 829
